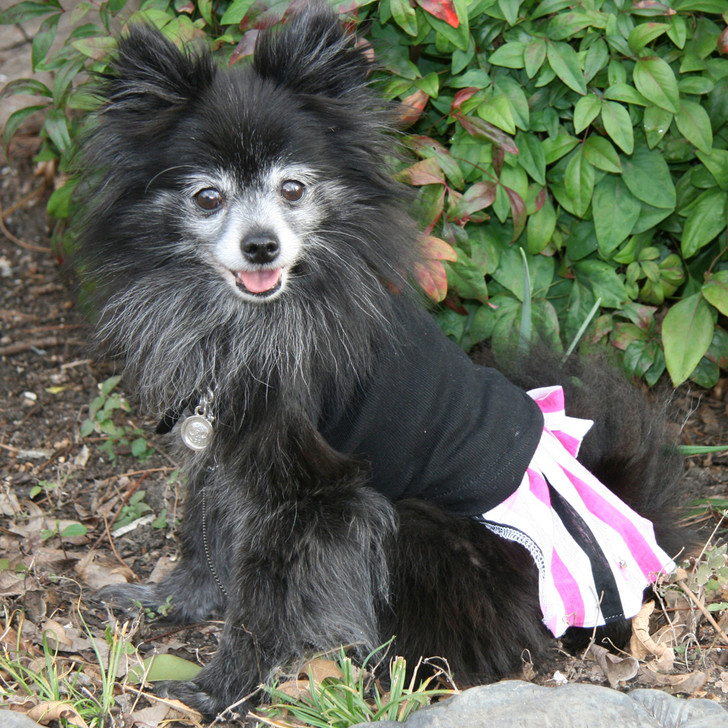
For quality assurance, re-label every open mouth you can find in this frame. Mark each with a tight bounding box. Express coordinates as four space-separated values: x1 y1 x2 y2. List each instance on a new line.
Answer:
234 268 284 298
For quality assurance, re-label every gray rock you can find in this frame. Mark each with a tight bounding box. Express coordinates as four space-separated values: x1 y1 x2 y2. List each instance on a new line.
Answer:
350 681 728 728
0 710 43 728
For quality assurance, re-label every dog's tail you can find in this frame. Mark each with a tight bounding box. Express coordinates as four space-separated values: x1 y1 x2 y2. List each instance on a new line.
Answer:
471 345 690 560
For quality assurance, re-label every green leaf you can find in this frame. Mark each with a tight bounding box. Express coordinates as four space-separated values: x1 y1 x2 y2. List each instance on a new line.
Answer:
488 41 526 69
621 147 676 209
497 0 522 26
583 38 609 83
603 83 648 106
573 94 601 134
643 106 673 148
542 132 579 164
678 76 714 95
600 100 634 154
2 104 49 148
43 107 71 152
61 523 88 538
46 178 78 219
574 259 628 308
524 38 547 78
0 0 60 24
219 0 255 25
628 22 669 52
633 56 680 113
662 293 714 386
592 176 641 257
702 271 728 317
531 0 573 19
129 654 202 683
516 132 546 185
673 0 728 10
526 196 556 254
495 76 529 130
547 41 587 95
422 0 469 51
681 188 728 257
675 99 713 155
546 11 593 41
70 35 116 60
0 77 52 99
100 375 122 396
446 255 489 303
583 136 621 173
80 419 95 438
696 149 728 191
478 92 515 134
564 147 594 218
390 0 418 36
52 58 84 106
31 12 61 70
667 15 687 49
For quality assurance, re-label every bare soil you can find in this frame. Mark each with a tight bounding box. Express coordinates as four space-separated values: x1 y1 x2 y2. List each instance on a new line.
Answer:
2 129 728 726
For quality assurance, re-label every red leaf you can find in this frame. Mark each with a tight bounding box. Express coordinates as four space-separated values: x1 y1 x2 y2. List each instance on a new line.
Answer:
719 26 728 55
462 181 497 212
504 186 527 241
451 87 479 112
455 114 519 155
399 157 444 186
449 182 497 224
420 235 458 262
409 135 445 153
444 293 468 315
632 0 676 14
415 259 449 302
228 30 258 65
534 187 547 212
398 89 429 126
416 0 460 28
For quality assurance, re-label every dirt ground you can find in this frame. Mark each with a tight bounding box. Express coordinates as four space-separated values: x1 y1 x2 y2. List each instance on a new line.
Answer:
1 124 728 726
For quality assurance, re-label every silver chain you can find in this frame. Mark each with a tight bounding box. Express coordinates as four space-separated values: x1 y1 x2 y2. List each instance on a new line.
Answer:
201 485 229 598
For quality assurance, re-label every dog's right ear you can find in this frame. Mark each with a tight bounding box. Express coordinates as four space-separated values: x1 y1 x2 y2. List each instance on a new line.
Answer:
98 25 215 131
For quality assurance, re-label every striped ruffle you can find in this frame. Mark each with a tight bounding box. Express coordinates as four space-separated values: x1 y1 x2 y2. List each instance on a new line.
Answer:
481 386 676 638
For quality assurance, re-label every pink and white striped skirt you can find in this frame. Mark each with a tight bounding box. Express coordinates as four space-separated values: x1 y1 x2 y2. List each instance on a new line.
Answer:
481 385 676 638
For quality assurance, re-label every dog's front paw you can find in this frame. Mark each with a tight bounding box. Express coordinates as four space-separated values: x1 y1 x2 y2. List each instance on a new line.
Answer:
155 679 248 720
95 583 172 617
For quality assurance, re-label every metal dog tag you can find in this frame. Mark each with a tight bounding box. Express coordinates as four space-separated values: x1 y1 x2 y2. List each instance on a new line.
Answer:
180 414 214 451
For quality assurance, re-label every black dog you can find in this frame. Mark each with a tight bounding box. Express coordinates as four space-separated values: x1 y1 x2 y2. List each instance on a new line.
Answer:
77 6 686 718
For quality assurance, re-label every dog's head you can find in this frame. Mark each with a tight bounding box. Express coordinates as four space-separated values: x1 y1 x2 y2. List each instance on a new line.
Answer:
79 6 413 306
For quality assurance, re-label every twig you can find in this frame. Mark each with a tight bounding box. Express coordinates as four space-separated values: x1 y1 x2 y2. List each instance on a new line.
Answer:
91 471 149 551
23 323 88 335
676 578 728 645
102 513 141 582
1 184 45 220
0 195 51 254
0 337 82 356
35 443 74 475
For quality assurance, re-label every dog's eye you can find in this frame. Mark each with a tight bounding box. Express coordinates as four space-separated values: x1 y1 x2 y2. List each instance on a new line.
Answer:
194 188 223 211
281 180 305 202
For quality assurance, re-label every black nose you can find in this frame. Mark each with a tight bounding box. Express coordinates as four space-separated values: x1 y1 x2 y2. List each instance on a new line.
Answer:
241 233 280 265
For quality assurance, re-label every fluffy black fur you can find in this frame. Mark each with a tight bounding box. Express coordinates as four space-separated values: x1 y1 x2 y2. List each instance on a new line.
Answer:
76 6 687 719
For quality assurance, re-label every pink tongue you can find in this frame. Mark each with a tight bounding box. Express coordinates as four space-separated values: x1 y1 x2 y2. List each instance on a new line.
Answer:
236 269 282 294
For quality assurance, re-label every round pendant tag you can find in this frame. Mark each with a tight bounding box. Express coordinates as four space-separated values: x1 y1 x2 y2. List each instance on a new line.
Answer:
180 414 213 451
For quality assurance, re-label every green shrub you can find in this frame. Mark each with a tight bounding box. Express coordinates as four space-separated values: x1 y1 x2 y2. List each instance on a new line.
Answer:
2 0 727 386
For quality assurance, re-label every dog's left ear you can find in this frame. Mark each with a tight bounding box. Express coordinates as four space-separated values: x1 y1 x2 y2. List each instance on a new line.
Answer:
253 5 370 98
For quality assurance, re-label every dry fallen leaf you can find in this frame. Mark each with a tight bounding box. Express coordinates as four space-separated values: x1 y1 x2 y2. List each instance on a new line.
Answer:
302 657 345 683
27 700 90 728
588 643 639 688
75 551 135 589
637 667 707 695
